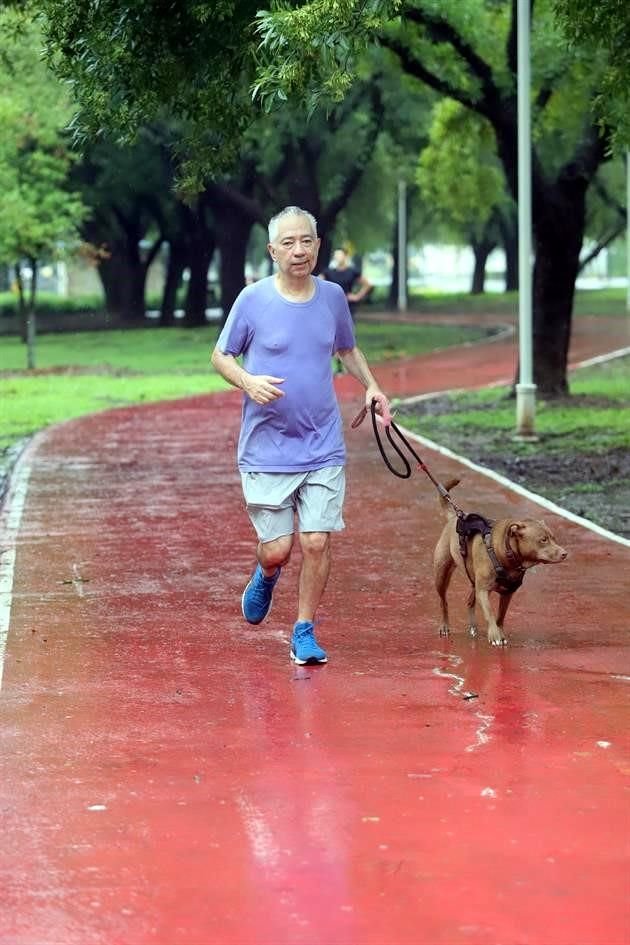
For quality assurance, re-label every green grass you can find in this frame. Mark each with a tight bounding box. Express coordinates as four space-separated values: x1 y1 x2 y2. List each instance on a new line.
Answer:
353 320 489 360
0 320 487 454
1 373 230 448
397 357 630 456
0 325 224 374
371 286 629 318
0 290 172 316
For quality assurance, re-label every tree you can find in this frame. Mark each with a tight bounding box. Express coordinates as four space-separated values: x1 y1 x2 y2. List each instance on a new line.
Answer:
74 135 169 323
554 0 630 150
0 7 85 368
192 74 389 324
578 159 627 274
40 0 261 194
254 0 617 396
417 100 516 293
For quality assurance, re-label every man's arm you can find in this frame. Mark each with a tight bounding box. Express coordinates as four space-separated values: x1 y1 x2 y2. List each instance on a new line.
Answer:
210 346 285 405
337 345 390 417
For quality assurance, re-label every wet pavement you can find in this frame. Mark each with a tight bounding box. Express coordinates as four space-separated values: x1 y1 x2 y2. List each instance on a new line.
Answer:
1 315 629 945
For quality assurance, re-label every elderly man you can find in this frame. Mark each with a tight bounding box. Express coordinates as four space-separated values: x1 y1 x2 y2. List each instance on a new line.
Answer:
211 206 390 665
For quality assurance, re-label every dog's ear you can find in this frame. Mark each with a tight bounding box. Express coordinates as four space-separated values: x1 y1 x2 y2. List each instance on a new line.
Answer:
509 521 526 536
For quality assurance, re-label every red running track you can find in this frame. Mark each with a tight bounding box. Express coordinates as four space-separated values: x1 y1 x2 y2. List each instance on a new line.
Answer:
1 316 629 945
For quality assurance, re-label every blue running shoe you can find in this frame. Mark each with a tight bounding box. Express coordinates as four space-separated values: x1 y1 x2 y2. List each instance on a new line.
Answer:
290 621 328 664
241 564 281 624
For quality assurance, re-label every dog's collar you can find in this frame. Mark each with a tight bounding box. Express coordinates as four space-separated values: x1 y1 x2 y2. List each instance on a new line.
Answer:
483 530 525 594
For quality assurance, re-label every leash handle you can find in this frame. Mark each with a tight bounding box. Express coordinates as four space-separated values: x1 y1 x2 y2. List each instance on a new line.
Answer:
370 401 413 479
351 397 392 430
351 404 368 429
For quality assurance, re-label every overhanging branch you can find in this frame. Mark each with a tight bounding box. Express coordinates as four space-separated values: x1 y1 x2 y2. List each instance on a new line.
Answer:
381 35 487 117
402 5 500 116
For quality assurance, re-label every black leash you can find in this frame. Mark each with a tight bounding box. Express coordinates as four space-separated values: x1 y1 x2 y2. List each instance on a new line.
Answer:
351 399 465 517
353 399 527 589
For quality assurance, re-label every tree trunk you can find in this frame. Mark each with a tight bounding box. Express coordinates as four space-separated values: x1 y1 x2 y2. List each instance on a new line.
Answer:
97 245 146 321
15 263 27 343
26 259 38 370
160 241 187 326
502 225 518 292
317 234 333 276
216 214 253 327
97 251 125 316
184 239 215 327
532 236 580 397
388 213 399 309
470 237 495 294
123 250 148 322
530 174 589 396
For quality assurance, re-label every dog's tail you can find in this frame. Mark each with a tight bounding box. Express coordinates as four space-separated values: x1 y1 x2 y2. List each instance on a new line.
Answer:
439 477 461 516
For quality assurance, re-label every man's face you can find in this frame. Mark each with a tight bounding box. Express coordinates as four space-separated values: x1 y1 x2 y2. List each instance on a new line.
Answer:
268 215 320 278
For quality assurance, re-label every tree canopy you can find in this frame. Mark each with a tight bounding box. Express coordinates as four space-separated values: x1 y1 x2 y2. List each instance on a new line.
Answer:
0 8 85 272
40 0 261 192
0 5 86 366
554 0 630 149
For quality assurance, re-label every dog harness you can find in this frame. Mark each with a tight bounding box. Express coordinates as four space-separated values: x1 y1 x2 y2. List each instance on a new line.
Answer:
456 513 526 594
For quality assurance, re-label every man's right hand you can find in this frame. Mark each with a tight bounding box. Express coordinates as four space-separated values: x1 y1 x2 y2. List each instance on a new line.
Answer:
242 374 285 404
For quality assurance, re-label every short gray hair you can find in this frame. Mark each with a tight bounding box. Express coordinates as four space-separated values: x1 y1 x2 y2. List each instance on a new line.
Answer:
268 206 318 243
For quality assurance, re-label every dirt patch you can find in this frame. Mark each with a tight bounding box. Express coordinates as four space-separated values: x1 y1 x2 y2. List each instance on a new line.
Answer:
397 398 630 540
466 446 630 539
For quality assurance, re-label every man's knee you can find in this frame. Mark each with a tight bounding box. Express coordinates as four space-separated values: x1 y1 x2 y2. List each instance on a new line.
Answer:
299 531 330 556
260 534 293 567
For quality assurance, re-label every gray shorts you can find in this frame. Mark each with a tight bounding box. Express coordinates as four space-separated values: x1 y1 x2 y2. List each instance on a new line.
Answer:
240 466 346 543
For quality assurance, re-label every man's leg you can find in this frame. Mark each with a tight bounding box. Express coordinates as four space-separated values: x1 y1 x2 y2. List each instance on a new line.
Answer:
297 531 330 622
290 467 344 662
240 471 299 624
291 531 330 664
258 535 293 577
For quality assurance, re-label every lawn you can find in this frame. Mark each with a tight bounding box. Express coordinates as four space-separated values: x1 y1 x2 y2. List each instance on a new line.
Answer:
0 320 489 455
395 356 630 537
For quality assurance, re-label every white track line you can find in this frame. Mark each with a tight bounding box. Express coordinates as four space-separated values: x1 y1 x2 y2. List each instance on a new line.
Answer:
572 345 630 369
394 345 630 550
396 422 630 548
0 452 34 689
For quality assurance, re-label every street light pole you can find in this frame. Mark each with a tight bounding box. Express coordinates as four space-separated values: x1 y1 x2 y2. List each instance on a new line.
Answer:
626 152 630 313
515 0 536 438
397 179 408 312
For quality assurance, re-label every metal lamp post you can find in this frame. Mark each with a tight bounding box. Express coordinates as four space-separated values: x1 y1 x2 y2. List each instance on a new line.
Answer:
397 179 408 312
626 152 630 313
515 0 537 438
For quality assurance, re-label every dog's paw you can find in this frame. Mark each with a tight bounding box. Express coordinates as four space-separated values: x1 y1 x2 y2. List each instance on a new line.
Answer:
490 636 508 647
438 624 450 637
467 624 478 637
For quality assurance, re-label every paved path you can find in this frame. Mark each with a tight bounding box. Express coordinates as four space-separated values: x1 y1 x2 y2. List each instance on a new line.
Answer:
1 316 629 945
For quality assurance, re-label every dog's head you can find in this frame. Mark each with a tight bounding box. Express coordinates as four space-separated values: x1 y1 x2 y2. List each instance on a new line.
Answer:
509 520 568 565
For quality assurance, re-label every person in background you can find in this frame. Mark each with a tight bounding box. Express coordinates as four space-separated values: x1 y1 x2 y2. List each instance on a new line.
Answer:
210 207 390 666
321 247 373 319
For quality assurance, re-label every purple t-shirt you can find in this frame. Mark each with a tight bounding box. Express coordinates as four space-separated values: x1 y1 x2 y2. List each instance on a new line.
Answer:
217 275 356 472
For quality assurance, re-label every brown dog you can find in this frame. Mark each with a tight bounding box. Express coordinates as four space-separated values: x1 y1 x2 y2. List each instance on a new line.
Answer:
434 478 568 646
